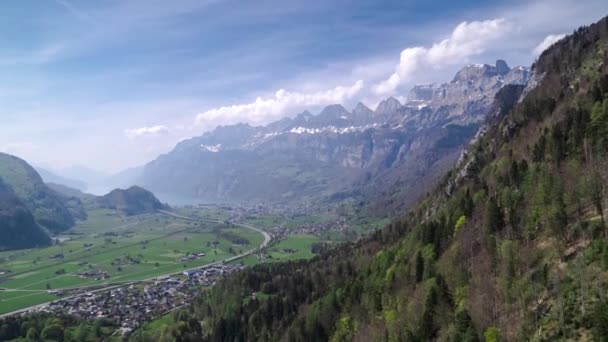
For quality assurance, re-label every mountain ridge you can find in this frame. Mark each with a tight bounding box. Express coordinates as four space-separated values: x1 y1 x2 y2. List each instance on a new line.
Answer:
136 60 530 211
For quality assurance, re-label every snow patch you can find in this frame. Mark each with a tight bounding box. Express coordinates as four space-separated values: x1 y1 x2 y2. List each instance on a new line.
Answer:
287 124 379 135
201 144 222 153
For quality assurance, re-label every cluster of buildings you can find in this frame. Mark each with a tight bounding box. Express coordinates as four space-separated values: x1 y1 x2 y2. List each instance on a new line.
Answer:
193 203 350 238
178 251 206 263
294 216 349 235
37 263 246 335
78 268 110 280
265 216 349 238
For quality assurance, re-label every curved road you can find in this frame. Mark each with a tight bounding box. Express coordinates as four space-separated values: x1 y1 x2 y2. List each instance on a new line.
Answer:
157 210 272 250
0 210 272 319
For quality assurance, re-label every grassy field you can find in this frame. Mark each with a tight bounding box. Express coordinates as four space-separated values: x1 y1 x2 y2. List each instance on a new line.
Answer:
235 234 321 266
129 311 177 341
175 206 232 222
0 209 263 315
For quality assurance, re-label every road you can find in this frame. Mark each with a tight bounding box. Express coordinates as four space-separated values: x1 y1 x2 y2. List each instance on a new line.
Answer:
157 210 272 249
0 210 272 319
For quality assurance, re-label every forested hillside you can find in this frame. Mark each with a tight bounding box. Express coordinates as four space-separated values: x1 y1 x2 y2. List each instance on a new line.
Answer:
142 16 608 341
97 186 167 216
0 178 51 250
0 153 76 233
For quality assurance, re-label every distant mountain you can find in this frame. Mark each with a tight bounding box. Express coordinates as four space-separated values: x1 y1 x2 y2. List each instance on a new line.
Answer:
137 60 529 213
97 186 168 216
46 182 95 201
57 165 109 187
36 167 87 191
102 166 144 190
0 153 77 233
0 178 51 250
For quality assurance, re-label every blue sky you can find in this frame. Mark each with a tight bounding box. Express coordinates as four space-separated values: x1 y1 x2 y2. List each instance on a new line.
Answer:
0 0 606 173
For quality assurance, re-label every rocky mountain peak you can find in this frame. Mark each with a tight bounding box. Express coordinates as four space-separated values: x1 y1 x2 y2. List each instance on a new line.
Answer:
351 102 374 125
353 102 372 114
295 110 313 121
375 96 402 114
319 104 349 118
407 60 529 114
452 63 496 82
495 59 510 75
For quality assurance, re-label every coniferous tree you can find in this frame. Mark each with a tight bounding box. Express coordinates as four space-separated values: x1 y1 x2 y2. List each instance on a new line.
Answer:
484 196 504 235
415 251 424 283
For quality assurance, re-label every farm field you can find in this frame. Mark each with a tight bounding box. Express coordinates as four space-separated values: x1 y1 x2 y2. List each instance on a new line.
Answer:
0 209 263 315
235 234 322 265
174 206 233 222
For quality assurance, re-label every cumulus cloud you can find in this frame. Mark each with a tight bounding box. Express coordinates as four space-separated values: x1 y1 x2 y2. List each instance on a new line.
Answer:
532 33 566 56
191 18 512 130
195 80 364 129
373 18 511 96
125 125 169 138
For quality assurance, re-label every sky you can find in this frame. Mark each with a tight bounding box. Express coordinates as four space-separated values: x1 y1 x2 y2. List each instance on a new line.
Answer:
0 0 606 174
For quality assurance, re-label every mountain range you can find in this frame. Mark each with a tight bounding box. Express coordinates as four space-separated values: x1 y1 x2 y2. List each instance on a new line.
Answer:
135 60 529 213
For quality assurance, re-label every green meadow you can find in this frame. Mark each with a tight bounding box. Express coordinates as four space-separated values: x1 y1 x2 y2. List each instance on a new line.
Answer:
0 209 263 315
235 234 322 266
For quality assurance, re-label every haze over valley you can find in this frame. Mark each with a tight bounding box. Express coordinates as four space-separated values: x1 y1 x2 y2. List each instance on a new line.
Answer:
1 1 608 341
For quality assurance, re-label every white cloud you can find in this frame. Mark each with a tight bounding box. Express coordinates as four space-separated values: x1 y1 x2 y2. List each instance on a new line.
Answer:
125 125 169 139
532 33 566 56
195 80 364 129
373 18 512 96
192 18 512 130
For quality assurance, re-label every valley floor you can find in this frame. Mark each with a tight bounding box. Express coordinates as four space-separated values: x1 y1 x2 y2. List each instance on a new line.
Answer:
0 208 264 316
0 203 355 337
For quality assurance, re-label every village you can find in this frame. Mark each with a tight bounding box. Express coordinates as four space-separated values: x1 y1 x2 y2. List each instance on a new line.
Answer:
36 263 246 336
191 203 351 238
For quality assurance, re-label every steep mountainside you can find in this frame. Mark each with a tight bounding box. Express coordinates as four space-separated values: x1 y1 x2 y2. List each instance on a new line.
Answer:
137 61 528 211
144 17 608 341
97 186 167 216
0 153 77 233
0 178 51 250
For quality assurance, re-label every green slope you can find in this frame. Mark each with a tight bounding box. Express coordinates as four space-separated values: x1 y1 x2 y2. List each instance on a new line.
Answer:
0 153 76 233
0 178 51 250
97 186 167 216
146 16 608 341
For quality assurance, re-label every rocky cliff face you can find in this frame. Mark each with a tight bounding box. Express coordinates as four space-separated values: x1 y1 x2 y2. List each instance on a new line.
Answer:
138 61 529 211
406 60 529 124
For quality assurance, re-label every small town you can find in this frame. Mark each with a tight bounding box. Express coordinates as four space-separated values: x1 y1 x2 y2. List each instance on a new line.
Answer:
33 263 245 336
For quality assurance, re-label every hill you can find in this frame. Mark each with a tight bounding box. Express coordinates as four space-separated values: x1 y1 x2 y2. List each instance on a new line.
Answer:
0 153 76 233
97 186 167 215
0 178 51 250
144 16 608 341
